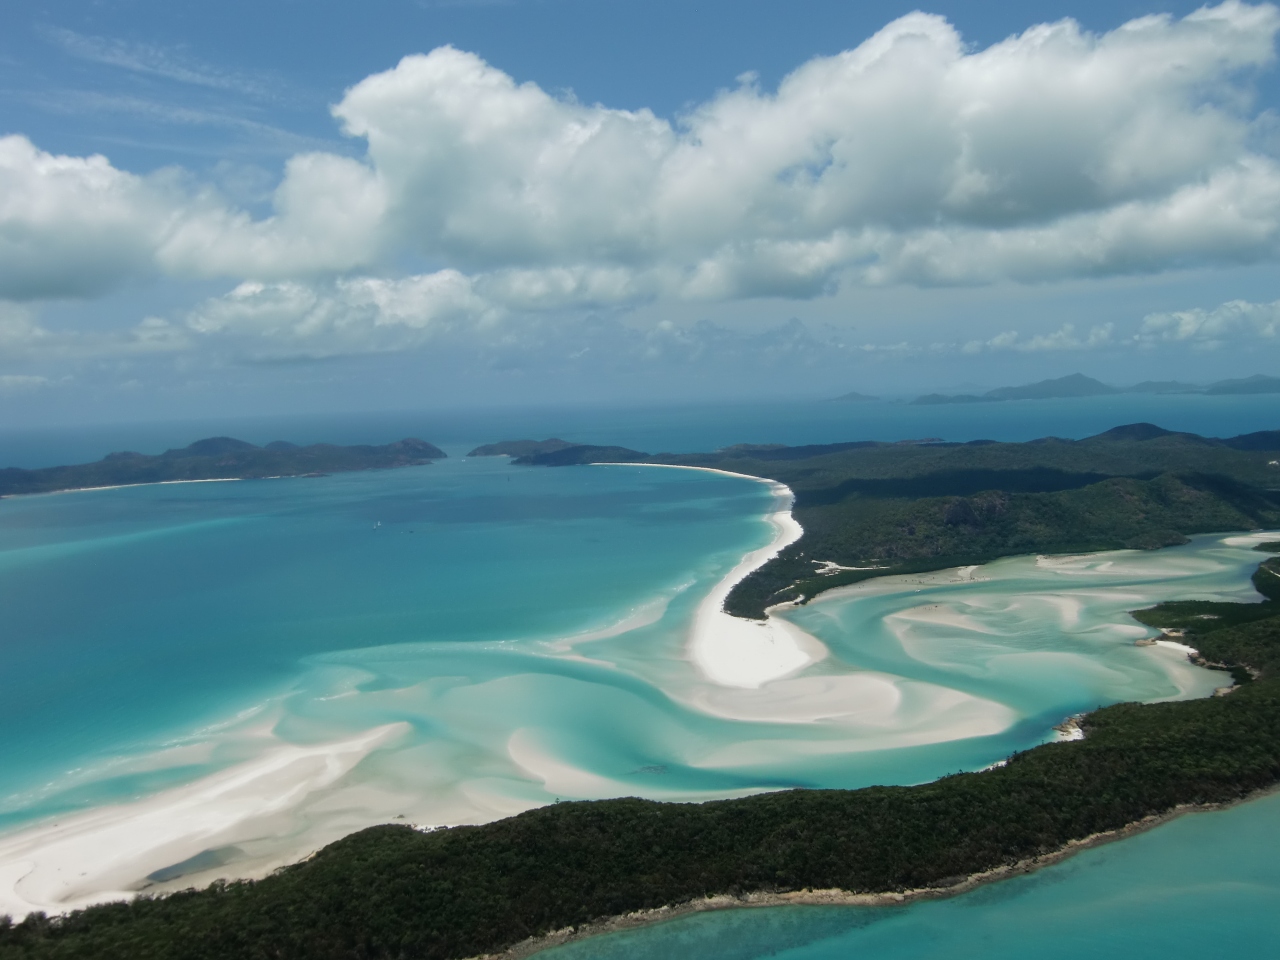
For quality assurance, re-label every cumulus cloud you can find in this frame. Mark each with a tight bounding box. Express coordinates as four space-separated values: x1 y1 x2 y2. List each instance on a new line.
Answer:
327 2 1280 291
0 136 386 299
184 272 495 357
1140 297 1280 344
6 2 1280 327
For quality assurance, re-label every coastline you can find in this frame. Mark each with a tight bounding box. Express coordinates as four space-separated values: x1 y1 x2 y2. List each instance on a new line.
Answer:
3 477 245 499
2 466 1266 927
599 462 823 689
479 784 1280 960
0 724 410 920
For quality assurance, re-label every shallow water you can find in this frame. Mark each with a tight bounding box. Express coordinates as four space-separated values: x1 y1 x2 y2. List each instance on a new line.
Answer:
1 444 1270 915
536 789 1280 960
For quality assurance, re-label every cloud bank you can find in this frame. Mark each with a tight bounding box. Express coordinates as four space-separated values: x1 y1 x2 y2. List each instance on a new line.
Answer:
4 3 1280 357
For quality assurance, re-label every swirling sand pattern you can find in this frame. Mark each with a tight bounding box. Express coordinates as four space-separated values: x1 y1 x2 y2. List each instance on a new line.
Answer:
0 459 1261 916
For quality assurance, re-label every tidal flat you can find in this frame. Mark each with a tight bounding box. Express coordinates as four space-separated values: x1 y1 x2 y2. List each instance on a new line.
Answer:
0 457 1265 918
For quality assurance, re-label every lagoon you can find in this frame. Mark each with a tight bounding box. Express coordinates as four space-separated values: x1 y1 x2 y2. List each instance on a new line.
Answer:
0 452 1266 917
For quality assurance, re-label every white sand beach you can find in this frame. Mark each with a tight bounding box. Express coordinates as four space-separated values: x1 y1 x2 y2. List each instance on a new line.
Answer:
599 463 825 688
0 723 407 918
0 469 1258 924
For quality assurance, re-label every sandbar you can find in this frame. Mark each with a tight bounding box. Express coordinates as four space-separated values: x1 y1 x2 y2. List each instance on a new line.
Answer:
598 463 825 689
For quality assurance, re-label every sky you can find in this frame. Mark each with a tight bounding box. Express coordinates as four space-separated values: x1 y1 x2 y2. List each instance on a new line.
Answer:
3 0 1280 425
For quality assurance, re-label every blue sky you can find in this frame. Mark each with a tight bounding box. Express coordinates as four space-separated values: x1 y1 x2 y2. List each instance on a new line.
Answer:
3 0 1280 424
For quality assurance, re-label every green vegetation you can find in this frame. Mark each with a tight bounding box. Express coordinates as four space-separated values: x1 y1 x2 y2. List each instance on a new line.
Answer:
4 572 1279 960
511 444 647 466
725 472 1280 618
0 438 446 497
508 423 1280 618
1132 557 1280 642
652 426 1280 618
4 421 1279 959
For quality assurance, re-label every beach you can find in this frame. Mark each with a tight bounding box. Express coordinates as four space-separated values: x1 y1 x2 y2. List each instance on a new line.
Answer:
0 461 1259 920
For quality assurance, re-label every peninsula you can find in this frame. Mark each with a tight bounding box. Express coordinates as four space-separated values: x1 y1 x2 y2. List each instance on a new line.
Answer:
508 422 1280 617
5 422 1280 960
0 437 446 497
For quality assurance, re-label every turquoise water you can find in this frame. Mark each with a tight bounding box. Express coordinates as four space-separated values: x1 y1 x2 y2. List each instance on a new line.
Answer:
0 396 1276 919
0 461 1253 836
0 458 774 826
537 789 1280 960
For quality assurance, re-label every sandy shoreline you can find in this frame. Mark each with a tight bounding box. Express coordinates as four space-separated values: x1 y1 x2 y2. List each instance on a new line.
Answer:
600 463 823 689
1 464 1265 925
0 724 409 919
6 477 245 499
477 785 1280 960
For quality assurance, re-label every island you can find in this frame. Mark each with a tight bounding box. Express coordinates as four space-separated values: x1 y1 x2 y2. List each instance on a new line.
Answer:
466 438 576 458
5 422 1280 960
0 437 447 497
912 371 1280 404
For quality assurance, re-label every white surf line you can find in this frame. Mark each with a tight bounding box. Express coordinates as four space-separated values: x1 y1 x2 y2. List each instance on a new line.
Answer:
0 723 408 919
596 463 826 689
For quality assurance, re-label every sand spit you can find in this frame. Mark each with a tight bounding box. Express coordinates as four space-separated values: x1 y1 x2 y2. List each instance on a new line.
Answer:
479 786 1280 960
599 463 824 689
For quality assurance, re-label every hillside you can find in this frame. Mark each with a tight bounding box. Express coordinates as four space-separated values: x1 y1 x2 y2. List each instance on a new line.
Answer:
510 423 1280 618
0 438 446 497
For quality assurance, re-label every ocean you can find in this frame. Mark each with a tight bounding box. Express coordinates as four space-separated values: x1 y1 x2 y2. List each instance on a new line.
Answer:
0 393 1276 939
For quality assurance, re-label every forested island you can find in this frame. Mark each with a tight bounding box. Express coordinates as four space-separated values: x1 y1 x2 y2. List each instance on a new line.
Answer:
0 437 446 497
3 421 1280 960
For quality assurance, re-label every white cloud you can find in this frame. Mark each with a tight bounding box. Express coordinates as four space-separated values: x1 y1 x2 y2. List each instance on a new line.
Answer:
0 136 175 299
0 135 386 299
328 1 1280 289
184 272 495 357
1140 297 1280 344
6 2 1280 335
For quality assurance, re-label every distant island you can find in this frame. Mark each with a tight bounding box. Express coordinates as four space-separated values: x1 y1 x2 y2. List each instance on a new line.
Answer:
0 437 446 497
829 390 878 402
912 372 1280 405
466 438 575 458
12 422 1280 959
